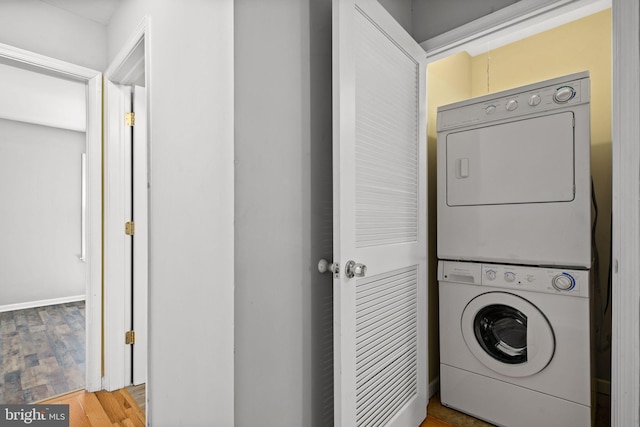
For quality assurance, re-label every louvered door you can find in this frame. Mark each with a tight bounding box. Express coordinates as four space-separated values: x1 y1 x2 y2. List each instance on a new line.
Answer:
332 1 428 426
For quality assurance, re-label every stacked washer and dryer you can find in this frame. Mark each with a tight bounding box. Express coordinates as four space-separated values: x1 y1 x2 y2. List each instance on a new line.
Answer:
436 72 594 427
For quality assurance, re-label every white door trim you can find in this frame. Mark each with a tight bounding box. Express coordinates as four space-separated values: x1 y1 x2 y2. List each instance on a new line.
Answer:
0 42 103 392
103 16 150 391
611 1 640 425
132 85 148 386
103 81 132 391
421 0 611 61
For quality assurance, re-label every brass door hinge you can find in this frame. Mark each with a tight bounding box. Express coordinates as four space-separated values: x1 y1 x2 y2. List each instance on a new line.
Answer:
125 221 135 236
125 330 136 345
125 112 135 126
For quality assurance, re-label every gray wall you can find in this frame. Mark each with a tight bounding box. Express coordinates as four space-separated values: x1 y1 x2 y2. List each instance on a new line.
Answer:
0 119 85 308
0 0 107 71
378 0 414 35
377 0 522 43
108 1 236 424
234 0 334 425
412 0 521 42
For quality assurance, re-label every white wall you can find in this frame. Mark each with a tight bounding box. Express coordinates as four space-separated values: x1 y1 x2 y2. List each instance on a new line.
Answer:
106 0 151 64
0 119 85 309
0 61 87 311
0 63 86 132
0 0 107 71
234 0 333 425
107 1 235 425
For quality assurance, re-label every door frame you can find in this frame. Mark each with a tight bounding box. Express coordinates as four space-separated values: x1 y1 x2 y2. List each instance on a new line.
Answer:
610 1 640 426
103 16 150 391
0 42 103 392
422 0 638 425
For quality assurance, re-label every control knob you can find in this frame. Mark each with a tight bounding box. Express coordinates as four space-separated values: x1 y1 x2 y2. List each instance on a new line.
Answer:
504 272 516 282
485 269 496 280
505 99 518 111
552 273 576 291
528 94 541 106
553 86 575 103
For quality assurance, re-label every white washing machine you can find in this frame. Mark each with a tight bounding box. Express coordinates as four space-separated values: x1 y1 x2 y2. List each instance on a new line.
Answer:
437 71 591 268
438 260 592 427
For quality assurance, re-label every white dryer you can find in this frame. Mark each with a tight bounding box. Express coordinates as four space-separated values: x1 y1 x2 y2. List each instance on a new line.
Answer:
438 261 592 427
437 72 591 268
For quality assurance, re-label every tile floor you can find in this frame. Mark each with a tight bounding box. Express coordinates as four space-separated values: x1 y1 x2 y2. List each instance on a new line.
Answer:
0 301 85 403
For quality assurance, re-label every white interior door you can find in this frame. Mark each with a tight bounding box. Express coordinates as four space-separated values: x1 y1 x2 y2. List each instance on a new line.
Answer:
332 1 428 426
104 81 132 390
132 85 148 386
104 82 148 390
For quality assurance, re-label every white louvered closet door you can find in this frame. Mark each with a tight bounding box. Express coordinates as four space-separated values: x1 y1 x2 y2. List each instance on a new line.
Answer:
332 1 428 426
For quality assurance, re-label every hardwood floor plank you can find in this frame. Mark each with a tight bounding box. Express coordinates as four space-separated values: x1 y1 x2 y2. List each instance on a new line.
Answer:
40 388 145 427
420 415 455 427
119 388 140 411
124 407 145 427
95 390 128 423
67 396 91 427
118 390 145 427
125 384 145 413
83 392 117 426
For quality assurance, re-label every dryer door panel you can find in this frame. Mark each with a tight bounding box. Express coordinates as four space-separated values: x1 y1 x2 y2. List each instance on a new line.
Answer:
446 112 575 206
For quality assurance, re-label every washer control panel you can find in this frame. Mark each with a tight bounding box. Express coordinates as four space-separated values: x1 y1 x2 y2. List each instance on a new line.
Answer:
480 263 589 297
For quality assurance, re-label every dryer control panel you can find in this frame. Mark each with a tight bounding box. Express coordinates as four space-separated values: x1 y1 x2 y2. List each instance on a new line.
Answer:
437 72 590 132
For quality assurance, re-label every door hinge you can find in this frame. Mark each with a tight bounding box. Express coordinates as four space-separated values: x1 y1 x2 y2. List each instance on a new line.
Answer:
125 330 136 345
125 112 135 126
125 221 135 236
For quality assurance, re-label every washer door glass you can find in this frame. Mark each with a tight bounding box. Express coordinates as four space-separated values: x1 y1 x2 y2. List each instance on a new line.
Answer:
461 292 555 377
474 304 528 364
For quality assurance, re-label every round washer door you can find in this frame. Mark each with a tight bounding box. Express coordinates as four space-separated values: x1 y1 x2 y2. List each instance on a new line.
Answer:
461 291 555 377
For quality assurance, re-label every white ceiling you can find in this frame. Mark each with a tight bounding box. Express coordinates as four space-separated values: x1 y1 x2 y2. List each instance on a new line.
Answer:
39 0 121 25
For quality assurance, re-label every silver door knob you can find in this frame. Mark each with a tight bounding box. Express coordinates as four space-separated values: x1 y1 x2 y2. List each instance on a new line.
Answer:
318 259 339 274
345 260 367 278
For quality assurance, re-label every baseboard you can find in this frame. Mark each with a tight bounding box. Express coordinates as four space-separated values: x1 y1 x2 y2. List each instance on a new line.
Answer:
429 377 440 398
431 374 609 397
0 295 85 313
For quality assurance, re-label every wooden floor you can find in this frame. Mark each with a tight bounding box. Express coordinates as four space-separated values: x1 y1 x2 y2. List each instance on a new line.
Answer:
125 384 145 413
40 387 145 427
421 415 456 427
37 386 609 427
422 392 611 427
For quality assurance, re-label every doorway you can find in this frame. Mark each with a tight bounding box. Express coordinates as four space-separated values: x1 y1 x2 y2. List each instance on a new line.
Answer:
0 42 103 401
103 19 149 395
424 5 612 426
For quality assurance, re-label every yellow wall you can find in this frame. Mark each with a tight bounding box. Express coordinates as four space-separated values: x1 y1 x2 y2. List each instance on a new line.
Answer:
426 52 472 383
426 9 612 383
